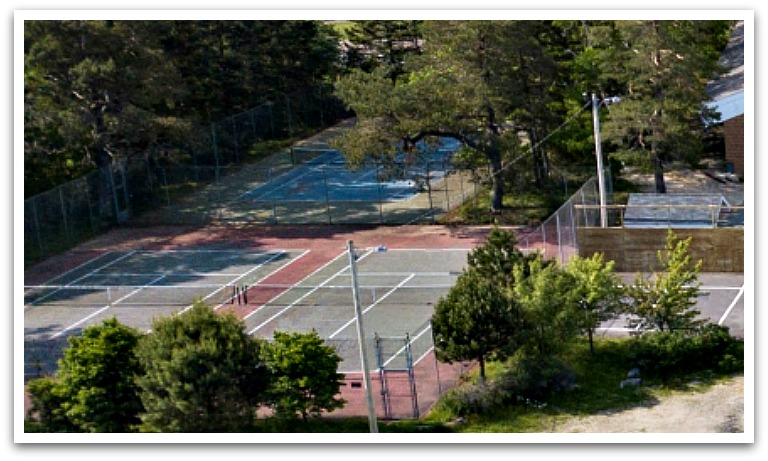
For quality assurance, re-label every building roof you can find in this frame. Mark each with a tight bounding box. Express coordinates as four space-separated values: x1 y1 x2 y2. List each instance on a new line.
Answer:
623 193 729 229
705 21 744 123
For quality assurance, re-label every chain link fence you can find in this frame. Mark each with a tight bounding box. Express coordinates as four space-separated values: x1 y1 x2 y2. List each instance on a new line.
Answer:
24 86 349 266
516 177 602 266
24 162 131 265
327 322 471 420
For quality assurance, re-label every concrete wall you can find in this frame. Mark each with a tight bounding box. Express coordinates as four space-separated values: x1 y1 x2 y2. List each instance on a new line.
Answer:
576 228 743 272
724 114 744 177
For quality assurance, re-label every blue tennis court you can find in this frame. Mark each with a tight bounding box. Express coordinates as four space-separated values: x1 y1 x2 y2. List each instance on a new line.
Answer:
238 138 462 203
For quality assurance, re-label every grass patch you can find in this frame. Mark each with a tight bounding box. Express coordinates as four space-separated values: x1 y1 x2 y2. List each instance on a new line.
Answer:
442 184 574 226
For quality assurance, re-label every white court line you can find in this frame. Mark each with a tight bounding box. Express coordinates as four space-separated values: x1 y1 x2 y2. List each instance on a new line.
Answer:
87 272 254 278
27 251 138 307
35 251 118 285
242 249 348 320
236 153 337 201
718 286 745 326
380 322 433 369
328 274 416 339
175 250 287 316
213 249 310 311
247 249 374 335
50 274 167 339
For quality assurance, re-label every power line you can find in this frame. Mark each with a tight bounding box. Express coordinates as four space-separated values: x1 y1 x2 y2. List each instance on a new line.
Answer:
490 100 593 181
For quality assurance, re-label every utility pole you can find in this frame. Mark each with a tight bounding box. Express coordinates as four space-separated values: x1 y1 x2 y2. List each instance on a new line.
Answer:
347 240 379 433
591 93 608 228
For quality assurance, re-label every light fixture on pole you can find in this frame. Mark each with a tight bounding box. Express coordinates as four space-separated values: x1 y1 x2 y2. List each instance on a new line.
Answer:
590 93 620 228
347 240 379 433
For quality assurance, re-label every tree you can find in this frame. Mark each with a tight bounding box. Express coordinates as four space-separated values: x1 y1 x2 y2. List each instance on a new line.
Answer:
565 253 625 354
466 226 539 289
25 318 144 432
589 20 731 193
432 269 526 384
334 21 568 212
344 20 424 82
25 377 77 433
264 330 346 421
625 230 704 333
513 258 581 358
135 301 270 432
24 20 185 196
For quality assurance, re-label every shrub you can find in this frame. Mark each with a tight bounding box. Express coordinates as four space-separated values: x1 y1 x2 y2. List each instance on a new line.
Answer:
628 324 743 380
431 382 506 418
499 356 576 402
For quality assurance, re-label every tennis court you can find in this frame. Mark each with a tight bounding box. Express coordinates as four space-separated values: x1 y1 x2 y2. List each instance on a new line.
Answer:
237 138 462 203
243 248 468 373
23 246 470 380
23 249 308 376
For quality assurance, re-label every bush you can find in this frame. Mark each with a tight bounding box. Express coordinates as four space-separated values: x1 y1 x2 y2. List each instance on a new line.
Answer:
431 382 506 418
628 324 743 380
499 356 576 402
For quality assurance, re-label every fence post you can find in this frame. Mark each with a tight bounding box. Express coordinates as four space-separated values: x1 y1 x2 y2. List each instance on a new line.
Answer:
375 334 390 420
555 212 564 265
426 162 435 223
84 174 96 236
31 195 43 255
404 333 419 418
443 164 450 212
322 166 332 224
569 196 578 259
58 185 71 245
231 116 239 164
376 163 384 224
285 94 293 138
211 123 220 182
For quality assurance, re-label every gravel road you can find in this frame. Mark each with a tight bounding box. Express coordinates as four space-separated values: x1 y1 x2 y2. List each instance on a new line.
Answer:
552 376 744 433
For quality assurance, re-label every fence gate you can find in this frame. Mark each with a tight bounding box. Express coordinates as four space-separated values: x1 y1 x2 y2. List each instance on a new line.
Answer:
375 333 419 420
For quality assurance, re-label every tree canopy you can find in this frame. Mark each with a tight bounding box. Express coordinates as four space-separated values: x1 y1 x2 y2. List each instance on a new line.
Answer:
24 19 341 197
264 330 346 421
26 318 144 433
134 301 270 432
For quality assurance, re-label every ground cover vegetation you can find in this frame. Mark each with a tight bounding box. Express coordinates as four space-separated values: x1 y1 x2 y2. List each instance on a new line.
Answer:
426 228 743 432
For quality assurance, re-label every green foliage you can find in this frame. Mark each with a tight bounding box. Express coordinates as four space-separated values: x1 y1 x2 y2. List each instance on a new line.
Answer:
25 318 144 433
135 301 269 432
589 20 732 191
499 355 576 402
430 382 507 418
513 258 581 358
466 226 537 289
264 330 346 422
432 268 525 383
25 376 78 433
628 324 743 381
334 20 570 211
24 20 341 196
566 253 625 353
626 230 704 333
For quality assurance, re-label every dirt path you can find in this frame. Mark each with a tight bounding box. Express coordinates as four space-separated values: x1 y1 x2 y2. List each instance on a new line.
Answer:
552 376 745 433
